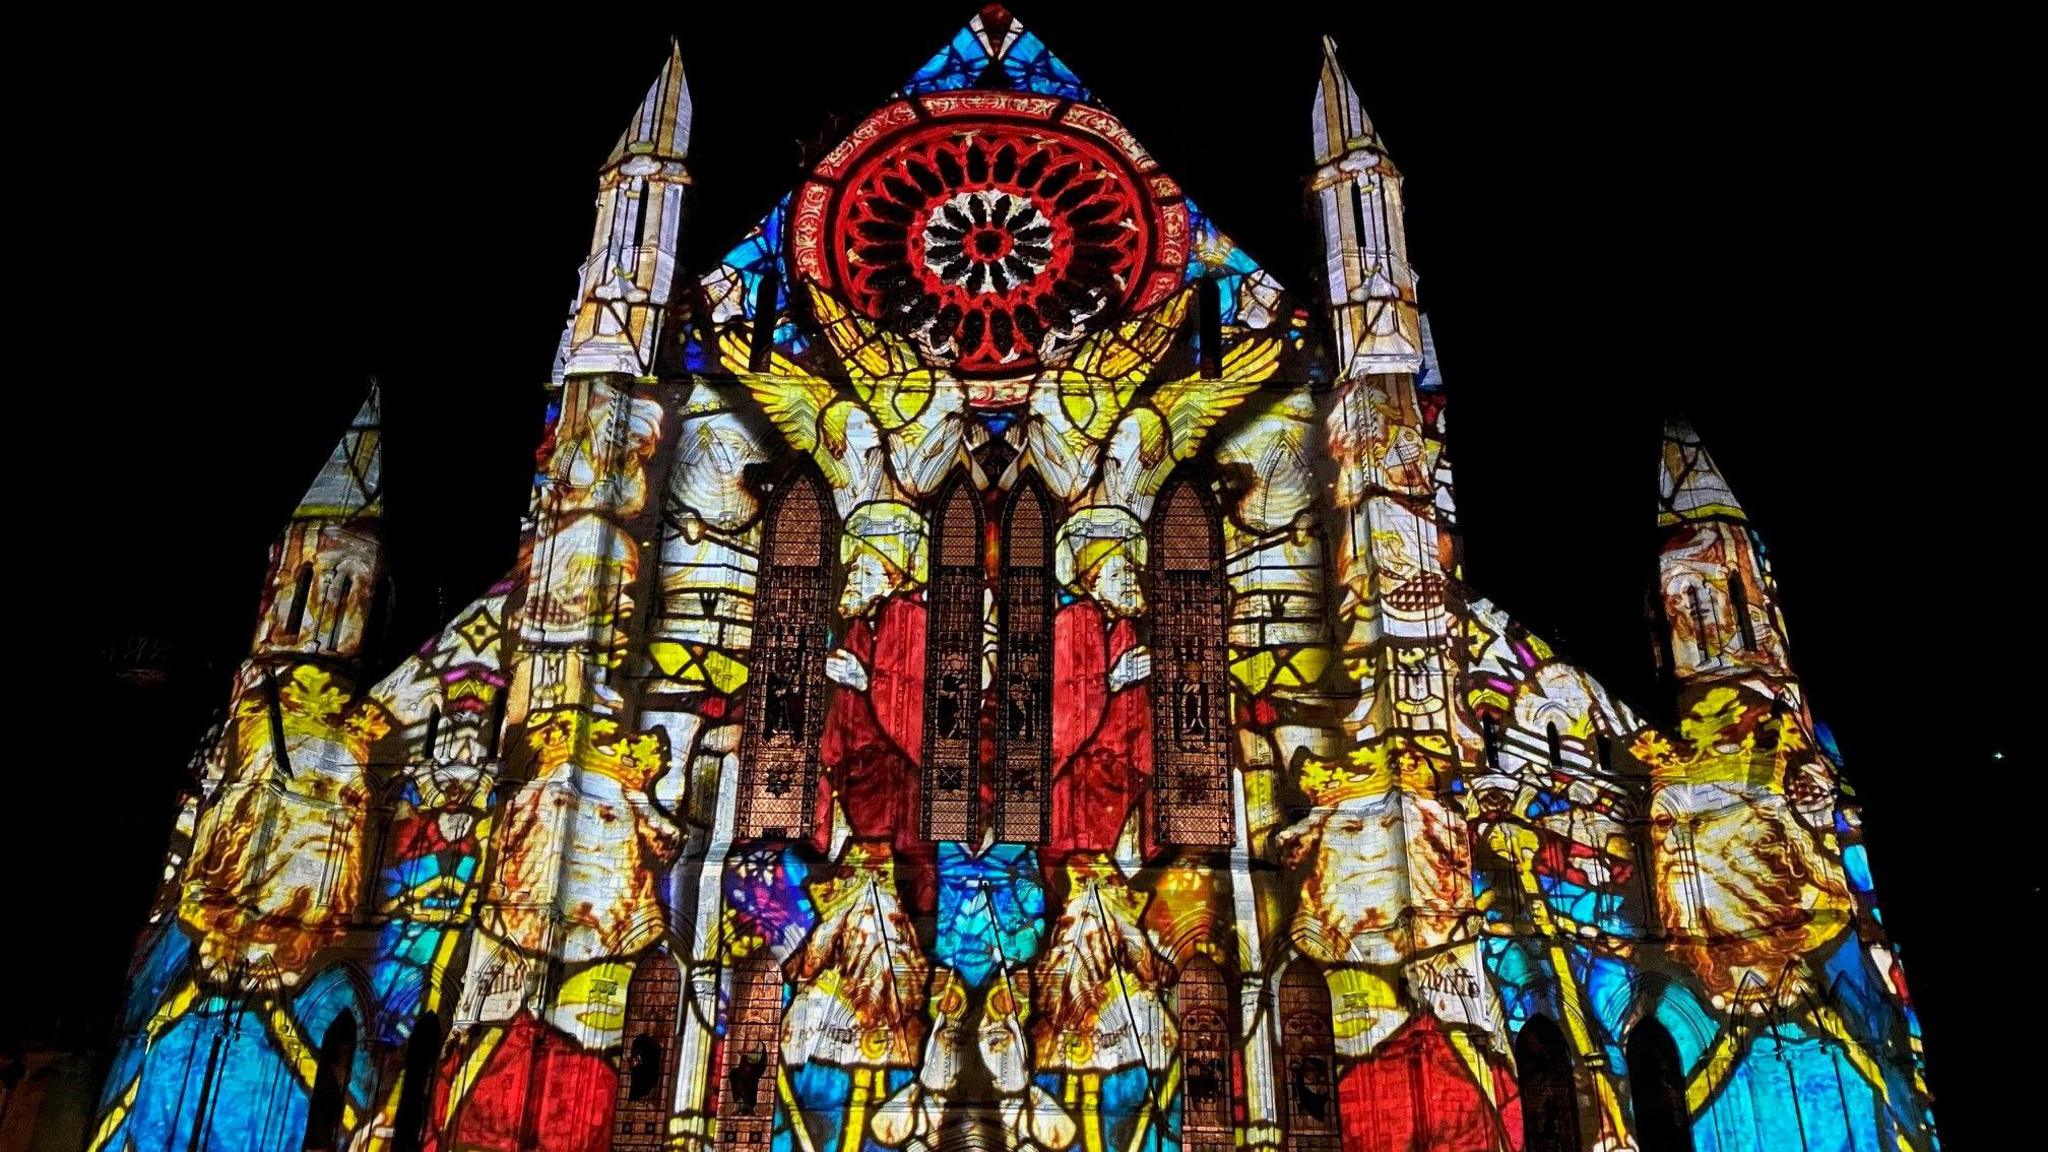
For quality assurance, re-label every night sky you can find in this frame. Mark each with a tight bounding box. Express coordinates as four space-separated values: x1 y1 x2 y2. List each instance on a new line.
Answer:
15 4 2021 1138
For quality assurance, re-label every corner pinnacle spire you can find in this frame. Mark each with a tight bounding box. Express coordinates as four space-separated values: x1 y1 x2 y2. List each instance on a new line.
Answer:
605 39 691 168
1313 35 1384 165
1658 417 1745 526
295 382 383 520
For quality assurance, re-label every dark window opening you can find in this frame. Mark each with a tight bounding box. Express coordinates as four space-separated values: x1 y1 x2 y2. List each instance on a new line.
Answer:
923 478 984 842
328 575 354 650
1349 180 1371 253
1546 721 1563 770
1516 1015 1581 1152
1279 963 1341 1152
1178 957 1235 1152
718 955 782 1147
614 957 684 1149
1627 1019 1694 1152
392 1012 439 1152
748 273 779 373
996 480 1052 841
1152 480 1232 845
286 563 314 639
301 1012 357 1152
1686 584 1713 660
1728 572 1756 651
738 474 832 840
1196 278 1222 379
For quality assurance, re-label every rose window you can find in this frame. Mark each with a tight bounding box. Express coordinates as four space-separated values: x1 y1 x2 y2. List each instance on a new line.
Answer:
795 95 1187 380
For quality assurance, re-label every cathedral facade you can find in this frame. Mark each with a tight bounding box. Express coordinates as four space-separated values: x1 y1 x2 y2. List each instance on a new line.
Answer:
91 9 1937 1152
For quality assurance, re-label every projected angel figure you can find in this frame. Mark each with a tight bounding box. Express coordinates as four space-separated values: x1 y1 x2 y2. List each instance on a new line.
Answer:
1018 290 1281 854
726 296 968 906
1029 854 1178 1152
779 843 931 1152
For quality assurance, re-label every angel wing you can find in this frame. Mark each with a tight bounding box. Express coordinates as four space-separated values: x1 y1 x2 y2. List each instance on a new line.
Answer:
806 289 955 437
1147 340 1283 463
1071 290 1190 383
1048 290 1194 442
810 288 921 381
719 326 856 494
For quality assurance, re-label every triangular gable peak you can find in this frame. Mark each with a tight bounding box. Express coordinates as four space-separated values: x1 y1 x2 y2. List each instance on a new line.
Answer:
688 5 1297 392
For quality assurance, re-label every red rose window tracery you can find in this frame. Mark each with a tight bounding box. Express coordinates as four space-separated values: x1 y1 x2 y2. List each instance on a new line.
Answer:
794 96 1187 379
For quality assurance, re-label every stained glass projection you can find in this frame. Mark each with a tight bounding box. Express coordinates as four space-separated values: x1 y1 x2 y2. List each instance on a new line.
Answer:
84 12 1941 1152
738 474 831 840
923 478 984 841
718 955 782 1148
997 480 1051 842
1177 957 1235 1152
1151 479 1233 845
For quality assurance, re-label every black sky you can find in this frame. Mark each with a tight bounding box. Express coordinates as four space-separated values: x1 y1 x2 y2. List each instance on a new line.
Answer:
15 3 2024 1139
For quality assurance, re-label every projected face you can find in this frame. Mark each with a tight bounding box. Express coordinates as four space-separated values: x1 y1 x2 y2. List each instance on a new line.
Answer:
1650 780 1853 1010
1279 789 1467 967
1087 549 1145 619
184 733 368 988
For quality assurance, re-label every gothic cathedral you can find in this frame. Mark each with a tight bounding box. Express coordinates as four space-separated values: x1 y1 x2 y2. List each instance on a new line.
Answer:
90 9 1937 1152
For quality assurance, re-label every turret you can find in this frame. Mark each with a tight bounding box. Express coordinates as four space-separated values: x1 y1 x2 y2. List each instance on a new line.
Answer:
251 384 384 663
1315 40 1456 741
1311 36 1420 377
1654 418 1794 694
554 40 693 381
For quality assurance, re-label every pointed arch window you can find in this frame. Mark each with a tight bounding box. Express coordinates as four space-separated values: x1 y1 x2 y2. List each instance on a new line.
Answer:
1480 713 1503 772
286 562 315 639
1152 480 1233 846
1177 956 1235 1152
392 1012 439 1152
1685 584 1714 661
739 473 833 840
1627 1019 1694 1152
1728 570 1756 651
302 1011 357 1152
996 480 1052 841
1516 1015 1581 1152
1279 962 1342 1152
328 573 354 650
613 954 683 1151
718 953 783 1148
924 478 984 842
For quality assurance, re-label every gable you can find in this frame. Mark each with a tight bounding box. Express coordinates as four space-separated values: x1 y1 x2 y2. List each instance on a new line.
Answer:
685 5 1298 390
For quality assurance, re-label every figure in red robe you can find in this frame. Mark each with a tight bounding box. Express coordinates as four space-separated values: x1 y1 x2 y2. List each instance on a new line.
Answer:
1049 511 1154 856
819 561 937 906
